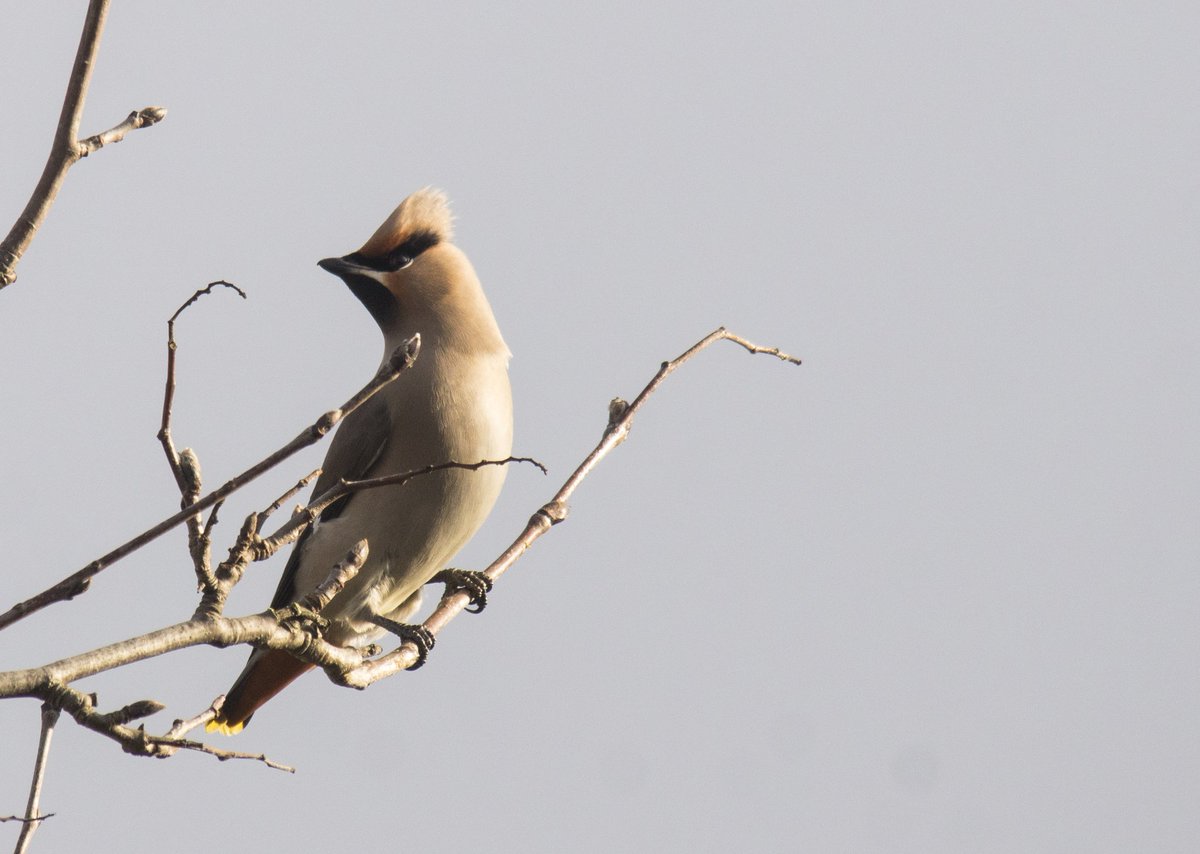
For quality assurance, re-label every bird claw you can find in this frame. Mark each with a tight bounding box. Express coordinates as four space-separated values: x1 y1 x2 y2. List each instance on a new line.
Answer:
369 616 435 669
433 568 493 613
270 603 329 634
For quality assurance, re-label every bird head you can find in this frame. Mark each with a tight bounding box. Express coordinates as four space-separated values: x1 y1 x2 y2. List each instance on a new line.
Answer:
318 188 505 357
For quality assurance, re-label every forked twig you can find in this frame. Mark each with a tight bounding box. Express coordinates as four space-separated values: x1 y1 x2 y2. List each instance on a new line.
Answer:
46 682 296 774
157 281 247 594
0 0 167 289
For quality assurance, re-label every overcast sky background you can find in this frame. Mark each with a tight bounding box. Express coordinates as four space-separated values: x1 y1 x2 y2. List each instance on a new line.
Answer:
1 3 1197 852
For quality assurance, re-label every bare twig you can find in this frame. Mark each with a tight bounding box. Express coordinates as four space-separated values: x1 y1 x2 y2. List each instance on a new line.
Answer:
0 336 423 632
41 682 295 773
159 281 247 494
12 704 59 854
343 456 548 492
155 739 295 773
192 499 224 593
0 0 167 289
192 459 537 621
253 456 546 560
0 460 538 702
77 106 168 156
300 541 368 612
157 282 247 594
163 697 225 740
259 469 321 526
340 327 801 686
191 509 265 620
0 816 54 824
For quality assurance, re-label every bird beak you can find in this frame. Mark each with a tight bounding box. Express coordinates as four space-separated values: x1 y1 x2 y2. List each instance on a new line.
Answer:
318 255 368 278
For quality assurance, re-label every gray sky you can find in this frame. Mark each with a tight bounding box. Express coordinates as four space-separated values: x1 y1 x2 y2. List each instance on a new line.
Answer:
2 2 1197 851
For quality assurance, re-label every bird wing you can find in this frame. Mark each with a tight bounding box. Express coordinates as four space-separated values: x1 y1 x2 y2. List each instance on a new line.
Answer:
268 394 394 608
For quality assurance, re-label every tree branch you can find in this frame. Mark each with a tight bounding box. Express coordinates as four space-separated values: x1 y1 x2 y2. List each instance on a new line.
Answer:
77 106 168 157
192 458 539 621
0 335 423 632
340 327 801 685
156 282 245 599
36 680 295 774
0 0 167 289
159 281 247 497
251 456 546 562
10 704 58 853
156 282 248 595
0 457 537 698
0 326 798 770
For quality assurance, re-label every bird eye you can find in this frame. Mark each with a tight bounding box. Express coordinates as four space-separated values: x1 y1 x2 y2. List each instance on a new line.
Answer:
381 231 438 271
387 252 413 271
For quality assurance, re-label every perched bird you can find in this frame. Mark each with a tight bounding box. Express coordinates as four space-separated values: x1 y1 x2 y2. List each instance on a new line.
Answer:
208 188 513 734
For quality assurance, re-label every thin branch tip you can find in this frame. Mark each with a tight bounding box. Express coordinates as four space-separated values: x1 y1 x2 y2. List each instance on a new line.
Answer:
0 814 55 825
168 280 247 324
716 328 801 365
96 699 166 727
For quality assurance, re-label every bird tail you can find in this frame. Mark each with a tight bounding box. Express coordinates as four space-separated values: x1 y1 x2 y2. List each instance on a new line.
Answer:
206 649 314 735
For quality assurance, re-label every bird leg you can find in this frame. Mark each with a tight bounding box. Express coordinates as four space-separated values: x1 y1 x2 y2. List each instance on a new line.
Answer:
368 615 435 669
432 568 493 613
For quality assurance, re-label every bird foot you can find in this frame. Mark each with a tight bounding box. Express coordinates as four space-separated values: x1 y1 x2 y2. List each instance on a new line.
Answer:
270 603 329 635
433 568 493 613
369 616 435 669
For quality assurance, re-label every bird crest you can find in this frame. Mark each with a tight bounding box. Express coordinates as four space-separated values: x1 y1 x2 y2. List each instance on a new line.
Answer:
359 187 454 258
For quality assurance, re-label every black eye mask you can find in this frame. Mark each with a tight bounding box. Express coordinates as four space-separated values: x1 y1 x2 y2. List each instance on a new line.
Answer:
346 230 441 273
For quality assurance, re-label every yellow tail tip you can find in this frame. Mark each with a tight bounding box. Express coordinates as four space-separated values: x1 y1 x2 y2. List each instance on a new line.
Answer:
205 718 245 736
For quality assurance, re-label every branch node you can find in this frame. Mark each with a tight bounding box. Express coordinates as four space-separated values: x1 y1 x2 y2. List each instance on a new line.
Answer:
314 410 342 435
605 397 631 443
534 500 569 527
607 397 629 426
178 447 202 498
390 333 422 370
